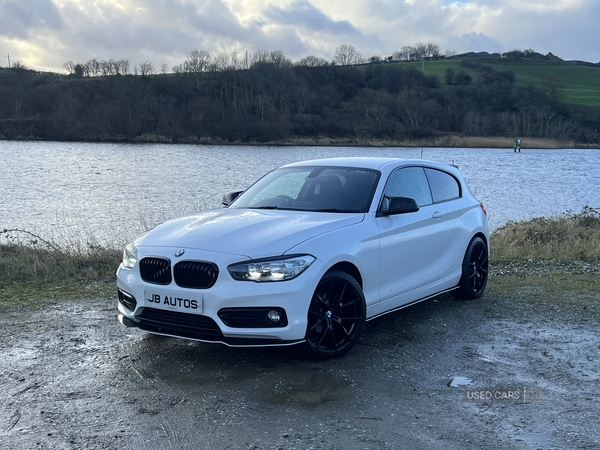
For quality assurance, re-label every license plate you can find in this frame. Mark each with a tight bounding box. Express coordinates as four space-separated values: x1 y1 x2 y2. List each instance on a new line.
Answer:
144 290 203 313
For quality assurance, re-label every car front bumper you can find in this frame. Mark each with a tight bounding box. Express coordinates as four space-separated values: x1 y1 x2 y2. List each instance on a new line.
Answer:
116 248 324 347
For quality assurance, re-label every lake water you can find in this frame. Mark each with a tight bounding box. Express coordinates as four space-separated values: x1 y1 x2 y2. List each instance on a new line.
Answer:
1 141 598 247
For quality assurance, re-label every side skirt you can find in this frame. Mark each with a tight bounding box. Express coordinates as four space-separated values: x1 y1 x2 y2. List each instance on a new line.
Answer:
366 287 457 322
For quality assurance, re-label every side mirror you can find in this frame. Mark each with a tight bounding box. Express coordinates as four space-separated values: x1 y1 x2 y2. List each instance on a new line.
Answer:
221 190 243 207
378 196 419 217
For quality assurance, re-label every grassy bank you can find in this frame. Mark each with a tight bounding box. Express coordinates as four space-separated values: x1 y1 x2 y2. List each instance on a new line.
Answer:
273 135 587 149
0 228 121 301
489 207 600 299
491 206 600 261
1 207 599 302
174 135 597 149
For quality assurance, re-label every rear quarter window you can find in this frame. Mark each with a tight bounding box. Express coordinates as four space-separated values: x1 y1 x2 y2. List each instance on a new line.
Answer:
425 168 461 203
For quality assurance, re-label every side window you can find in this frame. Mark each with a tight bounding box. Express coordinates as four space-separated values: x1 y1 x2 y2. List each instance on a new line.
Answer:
425 168 461 203
383 167 433 207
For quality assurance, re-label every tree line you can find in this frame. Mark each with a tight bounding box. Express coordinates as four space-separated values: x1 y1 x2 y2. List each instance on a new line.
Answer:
0 47 597 144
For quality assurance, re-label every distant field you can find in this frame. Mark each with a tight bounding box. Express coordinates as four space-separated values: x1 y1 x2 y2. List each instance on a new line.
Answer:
397 57 600 109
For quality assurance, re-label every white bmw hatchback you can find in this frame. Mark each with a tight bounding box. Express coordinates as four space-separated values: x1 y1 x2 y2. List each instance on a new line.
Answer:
117 157 489 358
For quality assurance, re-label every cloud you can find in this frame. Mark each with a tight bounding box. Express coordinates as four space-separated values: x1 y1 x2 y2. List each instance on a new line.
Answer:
447 32 502 54
1 0 599 72
0 0 63 38
263 0 360 36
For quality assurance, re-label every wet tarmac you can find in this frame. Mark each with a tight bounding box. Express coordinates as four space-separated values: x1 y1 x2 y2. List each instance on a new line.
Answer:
1 283 598 449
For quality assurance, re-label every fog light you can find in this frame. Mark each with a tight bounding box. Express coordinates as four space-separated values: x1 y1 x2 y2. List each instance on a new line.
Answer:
267 310 281 323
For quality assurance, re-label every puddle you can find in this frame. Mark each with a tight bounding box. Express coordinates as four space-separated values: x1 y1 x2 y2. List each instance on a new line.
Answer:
516 431 555 448
447 376 474 387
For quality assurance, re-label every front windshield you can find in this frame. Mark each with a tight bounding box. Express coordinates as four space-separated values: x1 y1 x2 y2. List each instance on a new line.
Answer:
230 166 380 213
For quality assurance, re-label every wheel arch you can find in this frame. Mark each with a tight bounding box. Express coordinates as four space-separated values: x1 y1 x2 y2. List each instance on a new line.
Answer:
472 231 490 254
325 261 363 288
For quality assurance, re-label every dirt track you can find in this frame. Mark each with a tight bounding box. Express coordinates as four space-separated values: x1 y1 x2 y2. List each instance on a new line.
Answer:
1 279 599 449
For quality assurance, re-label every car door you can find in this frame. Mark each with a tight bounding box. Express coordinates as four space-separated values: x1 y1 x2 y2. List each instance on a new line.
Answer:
375 166 456 307
422 167 471 278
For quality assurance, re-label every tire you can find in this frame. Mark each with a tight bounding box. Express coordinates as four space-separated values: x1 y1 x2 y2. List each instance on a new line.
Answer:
302 270 366 359
452 236 489 300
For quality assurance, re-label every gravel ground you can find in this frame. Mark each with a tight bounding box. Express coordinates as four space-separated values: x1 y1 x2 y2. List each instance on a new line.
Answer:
1 269 599 450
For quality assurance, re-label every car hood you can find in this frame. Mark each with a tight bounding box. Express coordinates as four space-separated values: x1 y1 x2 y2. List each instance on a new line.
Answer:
135 208 364 259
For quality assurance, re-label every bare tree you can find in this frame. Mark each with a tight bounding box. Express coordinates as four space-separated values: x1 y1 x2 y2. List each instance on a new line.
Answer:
397 87 429 134
392 46 414 62
184 49 211 73
211 51 246 71
463 110 490 136
138 60 154 76
63 60 76 75
84 59 100 77
248 50 291 69
333 44 363 66
269 50 292 69
161 63 168 74
413 42 428 60
543 75 564 103
119 59 131 75
351 88 391 134
250 49 270 66
108 59 120 75
229 52 245 71
209 53 229 72
292 81 313 114
391 50 402 62
100 60 111 76
425 42 440 58
11 60 27 70
12 94 24 119
296 55 329 67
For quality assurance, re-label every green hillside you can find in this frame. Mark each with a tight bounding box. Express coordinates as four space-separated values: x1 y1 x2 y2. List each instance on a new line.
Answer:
401 57 600 109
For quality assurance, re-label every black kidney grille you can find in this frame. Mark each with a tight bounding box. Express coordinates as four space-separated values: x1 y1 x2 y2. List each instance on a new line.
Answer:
174 261 219 289
139 257 172 285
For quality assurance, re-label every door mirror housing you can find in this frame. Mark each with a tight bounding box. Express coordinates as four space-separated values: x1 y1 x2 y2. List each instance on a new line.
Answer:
378 196 420 217
221 190 243 207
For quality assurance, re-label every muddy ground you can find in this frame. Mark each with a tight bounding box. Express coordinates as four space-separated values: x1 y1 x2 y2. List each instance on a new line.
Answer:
1 274 599 450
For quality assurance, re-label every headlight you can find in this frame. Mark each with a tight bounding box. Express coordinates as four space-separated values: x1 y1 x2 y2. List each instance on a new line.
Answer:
122 243 138 269
228 255 315 282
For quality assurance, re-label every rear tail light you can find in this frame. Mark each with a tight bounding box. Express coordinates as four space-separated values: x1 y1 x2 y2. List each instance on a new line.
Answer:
479 201 487 217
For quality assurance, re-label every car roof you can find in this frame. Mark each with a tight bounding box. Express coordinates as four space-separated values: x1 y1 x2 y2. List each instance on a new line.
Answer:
281 157 461 174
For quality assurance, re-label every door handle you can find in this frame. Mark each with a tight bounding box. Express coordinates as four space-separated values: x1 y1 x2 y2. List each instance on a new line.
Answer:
432 211 444 219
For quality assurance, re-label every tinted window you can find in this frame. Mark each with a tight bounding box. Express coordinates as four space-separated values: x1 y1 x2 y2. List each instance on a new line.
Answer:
425 168 460 203
383 167 433 207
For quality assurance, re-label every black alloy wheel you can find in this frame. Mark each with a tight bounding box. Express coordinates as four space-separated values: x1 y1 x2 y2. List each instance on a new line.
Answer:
452 236 489 300
303 270 366 359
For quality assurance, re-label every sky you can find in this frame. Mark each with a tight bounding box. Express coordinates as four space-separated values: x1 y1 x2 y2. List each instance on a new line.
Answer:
1 0 599 73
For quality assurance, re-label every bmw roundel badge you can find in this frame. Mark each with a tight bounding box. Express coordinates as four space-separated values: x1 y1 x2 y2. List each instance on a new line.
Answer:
175 249 186 257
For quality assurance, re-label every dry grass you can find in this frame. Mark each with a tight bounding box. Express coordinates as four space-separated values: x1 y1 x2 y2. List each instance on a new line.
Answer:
274 135 581 149
0 228 121 300
423 135 577 149
491 206 600 261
